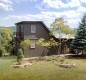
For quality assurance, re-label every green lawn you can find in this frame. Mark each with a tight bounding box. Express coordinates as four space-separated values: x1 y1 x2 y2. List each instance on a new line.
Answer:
0 56 86 80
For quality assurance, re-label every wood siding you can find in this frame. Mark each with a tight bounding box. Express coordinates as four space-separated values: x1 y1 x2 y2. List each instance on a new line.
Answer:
15 21 58 57
23 22 50 40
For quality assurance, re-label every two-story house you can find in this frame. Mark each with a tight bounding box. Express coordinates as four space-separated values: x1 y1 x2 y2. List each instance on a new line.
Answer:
15 21 58 57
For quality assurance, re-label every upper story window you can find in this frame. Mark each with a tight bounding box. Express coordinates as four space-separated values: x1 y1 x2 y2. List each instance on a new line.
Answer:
20 25 23 32
18 25 23 32
31 25 36 33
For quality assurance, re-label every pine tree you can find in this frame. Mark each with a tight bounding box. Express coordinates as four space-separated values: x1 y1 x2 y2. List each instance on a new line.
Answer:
71 13 86 54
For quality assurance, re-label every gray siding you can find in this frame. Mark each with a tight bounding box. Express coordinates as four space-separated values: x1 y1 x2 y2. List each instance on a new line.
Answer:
23 23 50 40
16 21 57 57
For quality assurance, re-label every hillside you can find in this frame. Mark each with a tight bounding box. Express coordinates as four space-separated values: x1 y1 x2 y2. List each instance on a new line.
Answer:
0 26 16 32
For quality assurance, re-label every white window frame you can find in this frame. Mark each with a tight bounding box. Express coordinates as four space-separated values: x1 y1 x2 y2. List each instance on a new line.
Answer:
31 25 36 33
30 40 36 48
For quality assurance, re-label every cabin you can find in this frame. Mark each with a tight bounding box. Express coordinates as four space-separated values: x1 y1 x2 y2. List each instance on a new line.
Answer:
14 21 74 57
15 21 58 57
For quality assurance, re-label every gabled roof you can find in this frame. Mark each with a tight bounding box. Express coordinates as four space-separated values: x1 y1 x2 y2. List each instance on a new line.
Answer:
15 21 57 40
15 21 50 31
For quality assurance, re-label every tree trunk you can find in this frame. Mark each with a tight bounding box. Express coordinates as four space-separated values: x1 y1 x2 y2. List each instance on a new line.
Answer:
58 43 61 54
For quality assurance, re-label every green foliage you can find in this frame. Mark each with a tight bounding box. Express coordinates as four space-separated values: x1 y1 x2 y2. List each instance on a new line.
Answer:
50 17 75 54
36 38 50 48
17 48 24 64
0 28 13 56
71 13 86 53
0 28 13 37
36 38 58 48
17 39 31 63
0 46 4 57
21 39 31 48
49 38 58 47
50 17 75 34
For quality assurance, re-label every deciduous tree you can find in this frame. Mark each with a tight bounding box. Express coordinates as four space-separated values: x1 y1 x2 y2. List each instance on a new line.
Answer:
0 28 13 56
50 17 75 54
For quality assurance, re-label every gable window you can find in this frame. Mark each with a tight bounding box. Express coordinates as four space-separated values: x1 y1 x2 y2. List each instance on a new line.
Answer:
19 25 23 32
30 40 36 48
21 25 23 32
31 25 36 33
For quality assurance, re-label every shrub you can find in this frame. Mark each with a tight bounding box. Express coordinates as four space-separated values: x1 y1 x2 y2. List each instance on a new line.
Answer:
0 46 5 57
17 48 24 64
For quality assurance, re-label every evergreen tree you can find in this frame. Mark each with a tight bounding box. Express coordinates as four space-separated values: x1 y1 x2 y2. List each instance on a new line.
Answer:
71 13 86 54
17 48 24 64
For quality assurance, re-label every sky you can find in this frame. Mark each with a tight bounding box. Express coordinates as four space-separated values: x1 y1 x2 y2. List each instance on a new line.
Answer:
0 0 86 28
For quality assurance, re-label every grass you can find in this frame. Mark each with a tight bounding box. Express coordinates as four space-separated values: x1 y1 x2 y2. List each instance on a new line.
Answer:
0 56 86 80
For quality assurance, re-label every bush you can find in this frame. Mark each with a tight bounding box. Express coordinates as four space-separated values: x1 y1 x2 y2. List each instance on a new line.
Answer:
0 46 5 57
17 48 24 64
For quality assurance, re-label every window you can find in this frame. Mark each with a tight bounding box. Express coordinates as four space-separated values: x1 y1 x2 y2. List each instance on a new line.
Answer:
19 25 23 32
31 25 36 33
21 25 23 32
30 40 36 48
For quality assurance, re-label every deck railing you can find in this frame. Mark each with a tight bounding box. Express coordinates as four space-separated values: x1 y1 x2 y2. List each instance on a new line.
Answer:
16 32 24 39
